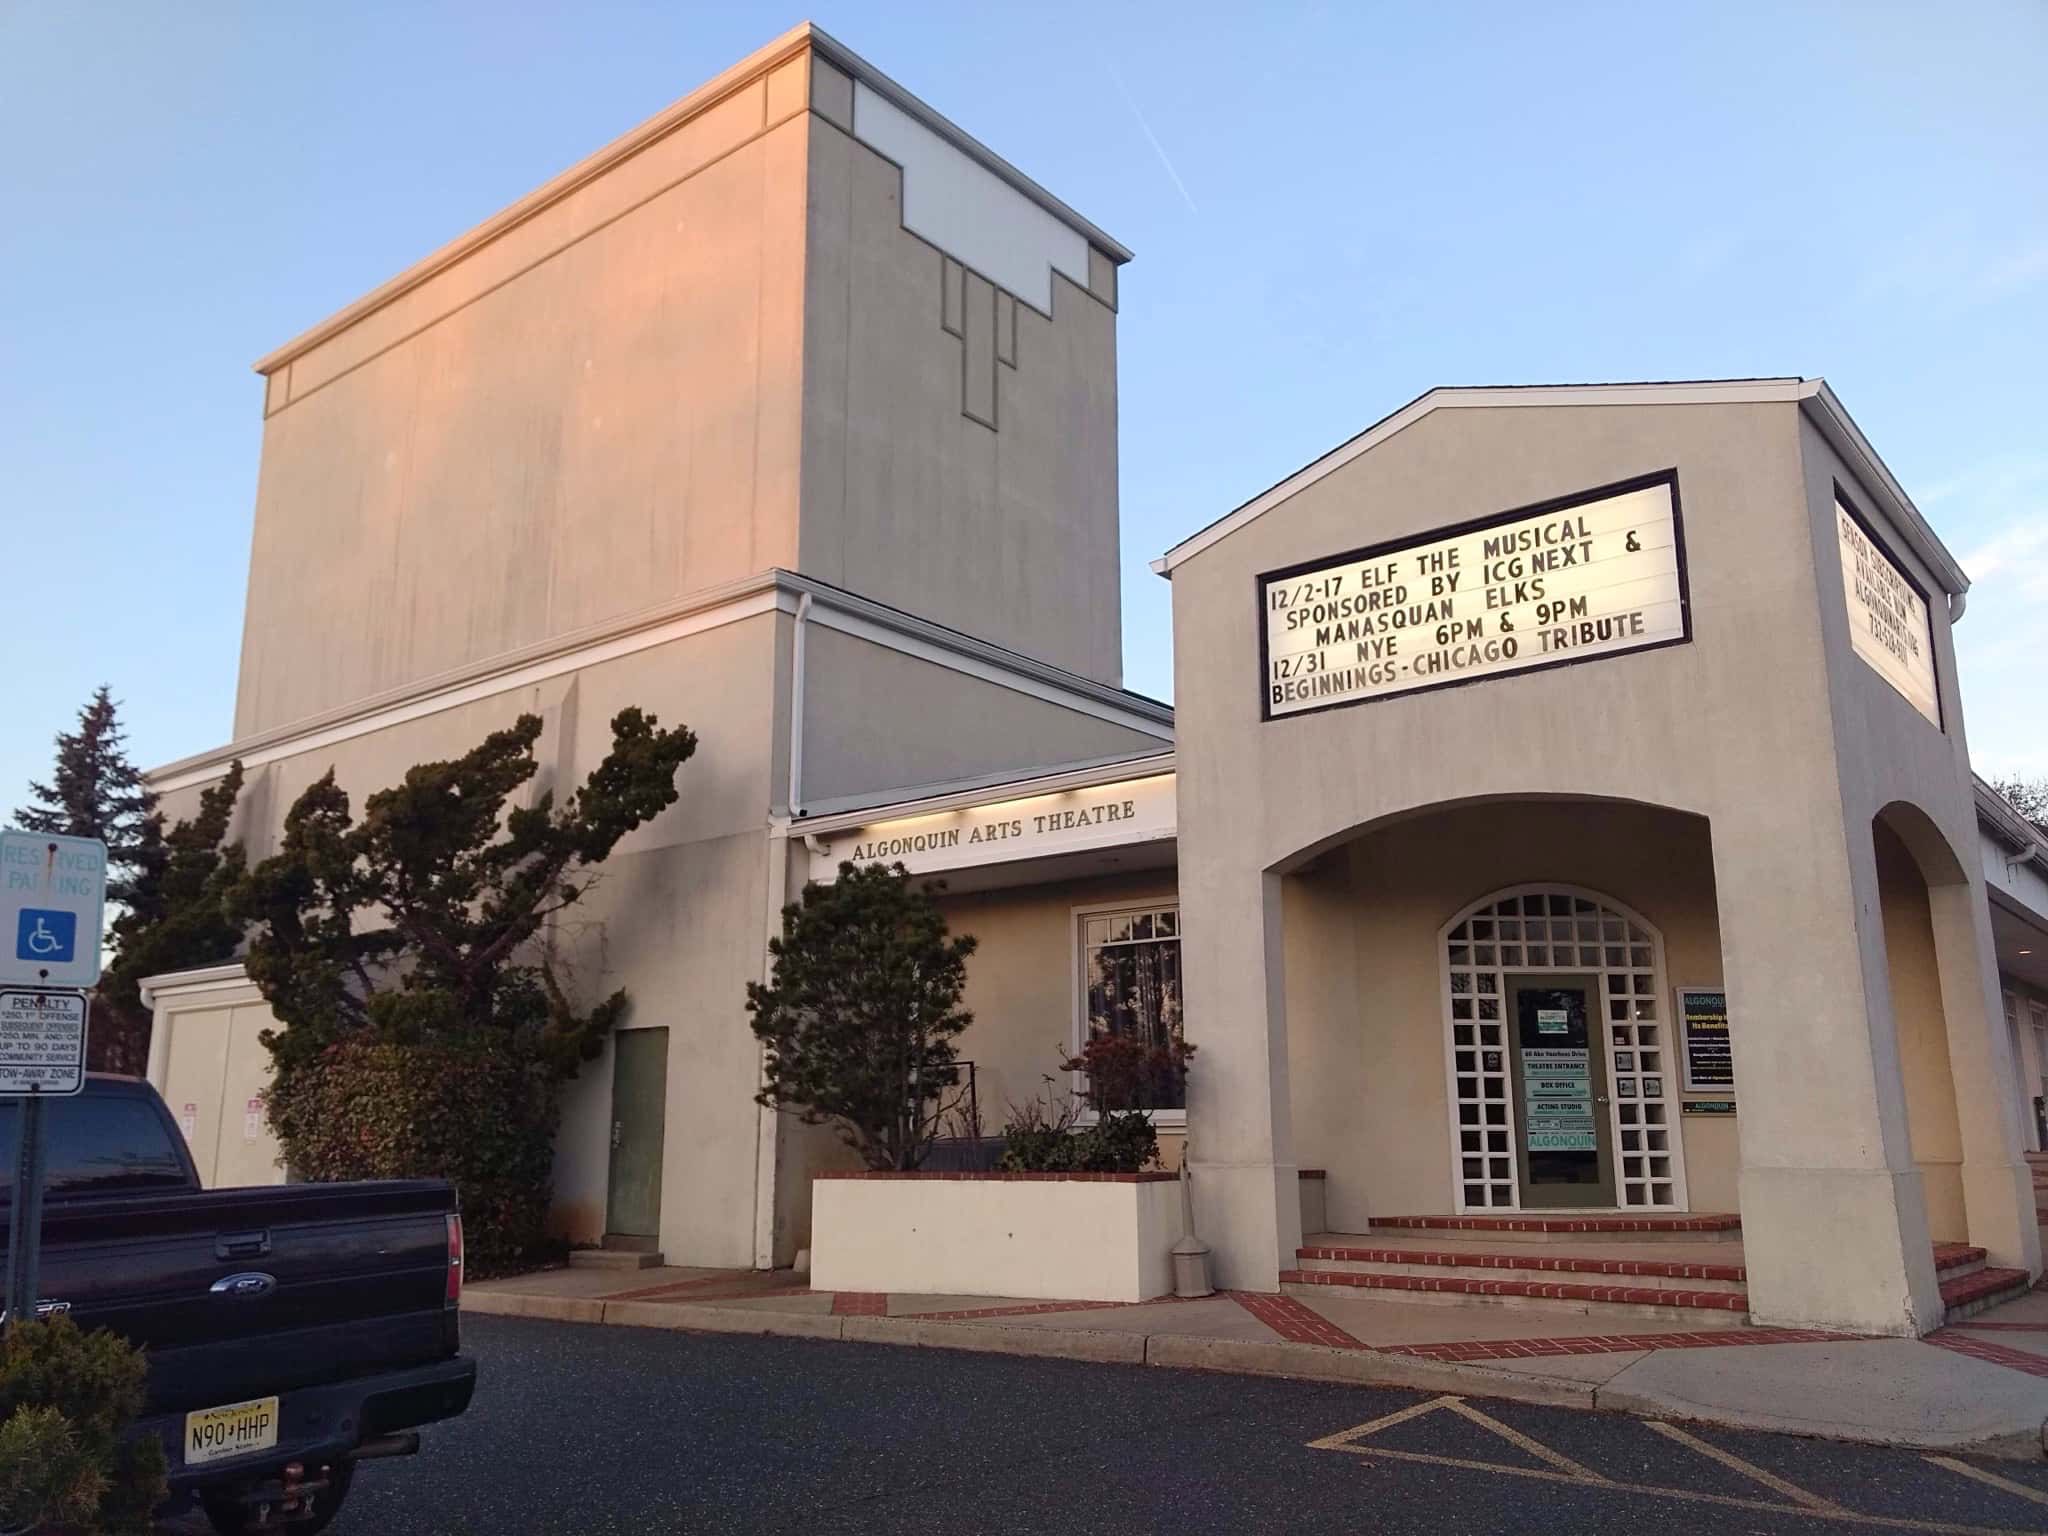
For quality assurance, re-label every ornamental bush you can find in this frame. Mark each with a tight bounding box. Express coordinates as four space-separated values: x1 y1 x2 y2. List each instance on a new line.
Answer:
995 1082 1162 1175
748 862 978 1170
0 1315 167 1536
1059 1031 1196 1115
264 1037 557 1276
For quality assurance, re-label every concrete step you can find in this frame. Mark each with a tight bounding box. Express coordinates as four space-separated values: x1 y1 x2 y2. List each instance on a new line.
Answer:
1939 1266 2032 1324
568 1248 665 1271
1296 1243 1749 1294
1365 1213 1741 1246
1280 1266 1751 1326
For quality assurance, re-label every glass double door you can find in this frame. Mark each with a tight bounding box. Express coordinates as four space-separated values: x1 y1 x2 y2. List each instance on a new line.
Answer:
1508 975 1615 1208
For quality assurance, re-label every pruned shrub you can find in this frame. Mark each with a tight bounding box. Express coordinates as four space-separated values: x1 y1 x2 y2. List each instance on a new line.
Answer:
265 1037 556 1275
0 1315 166 1536
996 1081 1161 1175
749 861 978 1170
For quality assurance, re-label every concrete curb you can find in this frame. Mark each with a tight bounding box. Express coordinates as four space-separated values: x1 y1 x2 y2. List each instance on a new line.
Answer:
464 1292 607 1325
1592 1382 2048 1460
844 1314 1151 1364
1142 1333 1594 1407
465 1291 1586 1408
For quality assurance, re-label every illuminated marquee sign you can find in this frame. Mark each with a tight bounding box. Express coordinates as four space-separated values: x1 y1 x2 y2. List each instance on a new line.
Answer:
1835 498 1939 728
1259 473 1689 718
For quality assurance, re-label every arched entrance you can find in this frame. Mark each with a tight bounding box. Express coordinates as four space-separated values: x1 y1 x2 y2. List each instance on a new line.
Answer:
1442 885 1687 1212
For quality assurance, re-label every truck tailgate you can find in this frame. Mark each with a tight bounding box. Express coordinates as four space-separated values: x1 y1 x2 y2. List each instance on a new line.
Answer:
42 1180 457 1414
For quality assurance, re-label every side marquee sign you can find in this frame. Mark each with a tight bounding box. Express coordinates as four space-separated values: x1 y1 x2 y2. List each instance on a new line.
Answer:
1259 472 1689 719
1835 495 1940 728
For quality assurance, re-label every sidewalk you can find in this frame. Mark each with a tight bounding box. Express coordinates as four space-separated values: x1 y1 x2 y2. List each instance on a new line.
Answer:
467 1261 2048 1458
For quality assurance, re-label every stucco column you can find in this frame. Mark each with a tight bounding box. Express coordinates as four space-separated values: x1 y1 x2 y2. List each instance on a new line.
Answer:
1713 822 1943 1335
1928 877 2043 1276
1183 868 1302 1291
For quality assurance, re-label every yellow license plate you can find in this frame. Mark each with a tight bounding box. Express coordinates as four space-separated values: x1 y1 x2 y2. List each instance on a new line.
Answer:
184 1396 279 1467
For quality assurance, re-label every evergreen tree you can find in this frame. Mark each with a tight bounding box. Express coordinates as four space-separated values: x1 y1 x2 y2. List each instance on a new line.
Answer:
15 686 155 903
748 861 978 1170
228 709 696 1078
94 763 247 1075
225 709 696 1268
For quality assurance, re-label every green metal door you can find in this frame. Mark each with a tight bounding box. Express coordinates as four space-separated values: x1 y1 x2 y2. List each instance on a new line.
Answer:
605 1028 668 1240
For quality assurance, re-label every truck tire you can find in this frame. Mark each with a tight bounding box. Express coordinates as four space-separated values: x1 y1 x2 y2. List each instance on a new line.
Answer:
202 1464 354 1535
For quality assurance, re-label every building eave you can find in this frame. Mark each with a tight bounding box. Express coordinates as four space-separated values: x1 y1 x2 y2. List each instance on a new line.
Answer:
1978 776 2048 868
792 750 1176 834
145 569 1170 796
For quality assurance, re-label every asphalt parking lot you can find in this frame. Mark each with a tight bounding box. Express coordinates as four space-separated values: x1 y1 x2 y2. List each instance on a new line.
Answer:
177 1313 2048 1534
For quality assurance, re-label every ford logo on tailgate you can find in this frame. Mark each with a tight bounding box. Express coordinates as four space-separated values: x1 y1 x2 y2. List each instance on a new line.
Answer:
209 1272 277 1300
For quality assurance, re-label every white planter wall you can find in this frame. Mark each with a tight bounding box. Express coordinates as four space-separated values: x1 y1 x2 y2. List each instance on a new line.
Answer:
811 1174 1185 1302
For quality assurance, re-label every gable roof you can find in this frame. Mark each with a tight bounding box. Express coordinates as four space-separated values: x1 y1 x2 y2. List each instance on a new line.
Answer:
1151 378 1969 600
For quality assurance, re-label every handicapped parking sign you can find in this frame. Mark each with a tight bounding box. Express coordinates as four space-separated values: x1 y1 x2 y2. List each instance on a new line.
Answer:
1 831 106 987
16 909 76 965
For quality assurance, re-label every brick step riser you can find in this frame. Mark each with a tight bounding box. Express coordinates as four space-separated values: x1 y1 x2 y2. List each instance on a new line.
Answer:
1280 1275 1752 1328
1301 1252 1987 1291
1296 1255 1749 1294
1365 1224 1741 1247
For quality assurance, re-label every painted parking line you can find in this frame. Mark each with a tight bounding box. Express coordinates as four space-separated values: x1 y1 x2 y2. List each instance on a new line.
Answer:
1644 1419 1842 1513
1925 1456 2048 1510
1306 1395 2040 1535
1440 1397 1609 1482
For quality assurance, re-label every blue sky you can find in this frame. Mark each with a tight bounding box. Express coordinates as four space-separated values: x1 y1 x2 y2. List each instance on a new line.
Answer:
3 1 2044 822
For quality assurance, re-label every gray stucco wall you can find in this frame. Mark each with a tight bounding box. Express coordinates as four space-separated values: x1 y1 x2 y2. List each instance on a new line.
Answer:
797 624 1166 809
798 117 1124 686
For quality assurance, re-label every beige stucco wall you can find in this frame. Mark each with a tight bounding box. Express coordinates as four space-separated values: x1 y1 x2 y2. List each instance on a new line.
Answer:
1168 394 2038 1330
237 38 1129 741
936 870 1181 1126
811 1175 1184 1301
1283 801 1738 1229
237 91 812 739
1875 820 1968 1239
163 614 784 1266
799 115 1123 685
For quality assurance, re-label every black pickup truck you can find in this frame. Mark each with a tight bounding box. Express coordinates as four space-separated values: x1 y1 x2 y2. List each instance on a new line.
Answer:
3 1076 475 1533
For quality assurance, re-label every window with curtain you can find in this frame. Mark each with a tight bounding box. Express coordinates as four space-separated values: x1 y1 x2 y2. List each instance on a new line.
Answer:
1079 904 1185 1112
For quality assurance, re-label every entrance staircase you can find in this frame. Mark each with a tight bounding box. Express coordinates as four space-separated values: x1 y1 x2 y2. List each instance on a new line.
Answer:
1281 1212 2030 1327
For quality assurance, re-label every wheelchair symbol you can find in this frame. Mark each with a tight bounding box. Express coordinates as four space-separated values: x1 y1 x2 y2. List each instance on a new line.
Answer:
14 909 76 965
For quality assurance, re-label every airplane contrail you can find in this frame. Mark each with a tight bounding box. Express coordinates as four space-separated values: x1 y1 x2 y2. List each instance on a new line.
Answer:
1106 61 1197 214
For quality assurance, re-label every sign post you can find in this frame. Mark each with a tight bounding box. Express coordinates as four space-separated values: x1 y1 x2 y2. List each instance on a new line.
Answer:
0 989 89 1330
1 831 104 1332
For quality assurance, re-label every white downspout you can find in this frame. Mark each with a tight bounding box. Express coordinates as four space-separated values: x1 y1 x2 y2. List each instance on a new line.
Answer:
752 590 812 1270
788 592 812 818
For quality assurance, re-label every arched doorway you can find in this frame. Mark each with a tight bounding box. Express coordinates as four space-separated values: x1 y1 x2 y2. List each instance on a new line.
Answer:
1441 885 1687 1212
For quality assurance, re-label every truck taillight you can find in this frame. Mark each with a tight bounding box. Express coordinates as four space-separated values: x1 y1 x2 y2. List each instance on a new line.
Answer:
446 1213 464 1307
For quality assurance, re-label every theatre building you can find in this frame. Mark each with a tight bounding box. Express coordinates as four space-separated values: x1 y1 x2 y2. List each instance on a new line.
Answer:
141 25 2044 1339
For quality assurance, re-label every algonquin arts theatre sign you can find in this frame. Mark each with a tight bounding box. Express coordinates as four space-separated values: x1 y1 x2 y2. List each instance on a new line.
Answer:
1260 472 1689 717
